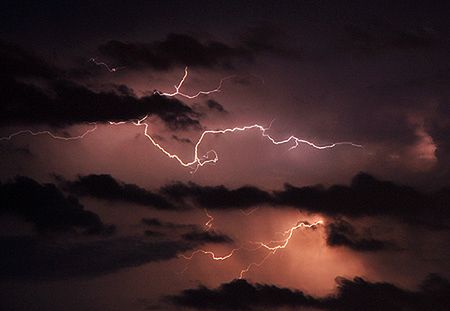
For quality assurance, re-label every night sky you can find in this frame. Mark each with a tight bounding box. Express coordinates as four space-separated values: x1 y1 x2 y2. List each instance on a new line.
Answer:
1 1 450 310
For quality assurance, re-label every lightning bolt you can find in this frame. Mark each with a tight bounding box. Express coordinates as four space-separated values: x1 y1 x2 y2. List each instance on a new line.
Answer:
0 124 98 141
89 58 125 72
180 248 241 261
154 66 234 99
180 219 323 279
240 207 260 216
130 116 362 172
0 67 362 172
204 209 214 231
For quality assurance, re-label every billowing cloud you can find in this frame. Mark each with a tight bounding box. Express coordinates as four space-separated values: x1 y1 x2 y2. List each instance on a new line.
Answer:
0 41 201 130
160 173 450 228
342 22 443 55
326 219 391 252
167 274 450 310
61 174 178 210
182 229 233 244
0 176 114 235
142 217 196 230
98 34 251 70
206 100 228 113
97 27 300 71
141 217 233 244
160 182 272 209
0 236 193 280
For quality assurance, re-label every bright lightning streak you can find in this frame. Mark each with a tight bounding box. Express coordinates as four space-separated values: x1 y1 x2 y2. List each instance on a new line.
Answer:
1 118 361 173
180 248 241 261
180 219 323 279
89 58 125 72
240 207 260 216
239 251 274 279
238 220 323 278
155 66 234 99
204 209 214 231
256 220 323 252
0 66 362 172
0 124 98 141
131 117 362 172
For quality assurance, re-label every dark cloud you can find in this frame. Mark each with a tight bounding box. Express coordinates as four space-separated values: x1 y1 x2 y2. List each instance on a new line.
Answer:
144 230 165 238
0 176 113 235
142 217 197 230
182 229 233 244
160 173 450 228
0 41 201 130
168 278 315 310
141 218 232 244
0 40 57 79
160 182 272 209
426 99 450 185
172 135 193 144
326 219 391 252
97 25 301 71
206 99 227 113
0 236 193 280
0 143 33 157
97 33 250 71
0 76 201 130
274 172 450 227
168 274 450 310
342 22 443 55
239 23 302 60
62 174 177 210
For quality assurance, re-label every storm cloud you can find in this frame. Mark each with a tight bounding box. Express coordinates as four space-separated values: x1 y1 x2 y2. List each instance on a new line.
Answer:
62 174 178 210
0 40 201 130
0 176 113 235
168 274 450 310
0 236 194 280
160 173 450 228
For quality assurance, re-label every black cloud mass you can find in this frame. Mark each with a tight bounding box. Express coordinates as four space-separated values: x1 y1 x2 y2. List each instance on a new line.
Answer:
161 173 450 228
0 176 113 235
0 40 201 130
168 274 450 310
62 174 177 210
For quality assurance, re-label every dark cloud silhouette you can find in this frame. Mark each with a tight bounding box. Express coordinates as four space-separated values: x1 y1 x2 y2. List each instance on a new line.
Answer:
172 135 193 144
168 274 450 310
161 182 272 209
0 143 33 157
0 236 193 280
0 77 201 130
182 229 233 244
326 219 391 252
239 23 302 61
206 100 227 113
168 278 315 310
0 41 201 130
0 176 113 235
160 173 450 228
98 34 248 70
343 22 443 55
62 174 177 210
0 40 57 79
426 99 450 185
274 173 450 227
97 27 299 71
142 217 197 230
144 230 165 238
141 217 232 244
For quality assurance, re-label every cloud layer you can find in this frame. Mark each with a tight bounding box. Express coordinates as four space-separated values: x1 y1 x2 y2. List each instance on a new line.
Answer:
168 274 450 310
